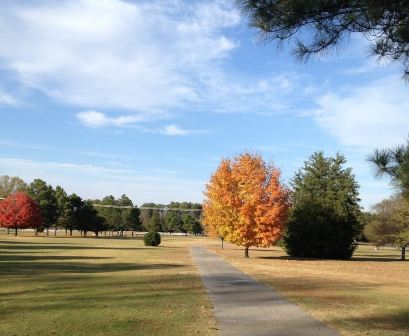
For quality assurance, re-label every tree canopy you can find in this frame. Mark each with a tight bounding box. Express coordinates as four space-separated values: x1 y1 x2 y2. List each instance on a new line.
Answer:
27 179 58 234
237 0 409 78
0 192 42 235
0 175 27 198
365 195 409 260
284 152 361 259
368 139 409 198
203 153 290 257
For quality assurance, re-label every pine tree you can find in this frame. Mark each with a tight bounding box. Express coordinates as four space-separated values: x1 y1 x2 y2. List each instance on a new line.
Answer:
284 152 361 259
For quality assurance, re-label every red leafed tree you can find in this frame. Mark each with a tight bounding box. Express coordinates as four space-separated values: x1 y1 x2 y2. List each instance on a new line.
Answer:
0 192 42 236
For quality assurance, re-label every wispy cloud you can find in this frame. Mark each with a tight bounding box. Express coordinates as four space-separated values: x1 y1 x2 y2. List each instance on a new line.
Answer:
0 0 240 115
0 0 310 122
161 124 209 136
0 91 20 106
313 76 409 149
0 156 205 204
76 110 146 128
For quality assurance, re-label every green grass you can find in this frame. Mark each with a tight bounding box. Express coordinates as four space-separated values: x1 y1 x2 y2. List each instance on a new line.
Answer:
209 243 409 336
0 234 217 336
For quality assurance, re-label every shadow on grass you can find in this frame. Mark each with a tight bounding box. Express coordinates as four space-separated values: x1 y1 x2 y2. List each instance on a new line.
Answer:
258 255 403 262
0 254 112 261
0 241 179 251
332 309 409 332
0 260 184 276
0 240 76 245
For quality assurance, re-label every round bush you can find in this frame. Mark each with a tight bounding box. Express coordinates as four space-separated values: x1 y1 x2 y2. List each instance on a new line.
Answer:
143 231 161 246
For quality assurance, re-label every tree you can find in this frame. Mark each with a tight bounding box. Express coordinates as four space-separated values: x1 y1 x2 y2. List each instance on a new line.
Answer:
54 186 69 235
203 153 290 258
365 195 409 260
122 207 142 236
368 140 409 198
236 1 409 78
117 194 135 235
77 200 106 237
0 175 27 198
27 179 58 235
96 194 140 236
64 193 83 236
98 195 121 235
182 213 202 235
149 210 162 232
284 152 361 259
164 210 182 234
0 192 42 235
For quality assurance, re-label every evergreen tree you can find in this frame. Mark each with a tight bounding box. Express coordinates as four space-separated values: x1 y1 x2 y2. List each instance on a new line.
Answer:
149 211 162 232
54 186 69 235
182 213 202 235
27 179 58 235
284 152 361 259
237 1 409 79
368 139 409 198
164 211 182 233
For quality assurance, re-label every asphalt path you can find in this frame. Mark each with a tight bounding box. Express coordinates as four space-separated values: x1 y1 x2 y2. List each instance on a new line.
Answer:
191 246 340 336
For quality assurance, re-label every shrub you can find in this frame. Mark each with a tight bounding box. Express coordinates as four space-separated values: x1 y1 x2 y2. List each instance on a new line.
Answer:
144 231 161 246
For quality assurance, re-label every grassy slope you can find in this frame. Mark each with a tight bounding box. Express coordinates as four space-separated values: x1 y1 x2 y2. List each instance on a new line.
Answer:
209 243 409 336
0 234 217 336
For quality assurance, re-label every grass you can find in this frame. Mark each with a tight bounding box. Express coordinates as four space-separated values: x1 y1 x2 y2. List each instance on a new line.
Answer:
208 242 409 336
0 233 217 336
2 232 409 336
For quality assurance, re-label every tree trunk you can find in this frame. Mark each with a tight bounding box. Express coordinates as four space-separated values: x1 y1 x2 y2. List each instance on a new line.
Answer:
221 237 224 249
35 228 38 236
14 227 17 236
95 231 98 237
54 226 57 236
244 247 249 258
131 230 134 237
70 229 72 236
46 227 49 236
401 245 407 261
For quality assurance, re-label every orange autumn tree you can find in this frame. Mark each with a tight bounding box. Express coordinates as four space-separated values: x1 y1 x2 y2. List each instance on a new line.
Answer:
203 153 290 257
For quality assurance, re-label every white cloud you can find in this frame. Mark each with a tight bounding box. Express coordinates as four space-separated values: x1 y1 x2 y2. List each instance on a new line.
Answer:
0 0 307 121
163 124 190 136
161 124 208 136
76 111 209 136
0 0 240 114
0 156 205 204
314 76 409 148
0 91 19 106
76 110 146 128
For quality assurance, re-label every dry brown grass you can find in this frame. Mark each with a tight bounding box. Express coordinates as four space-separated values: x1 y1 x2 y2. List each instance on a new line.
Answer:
207 242 409 336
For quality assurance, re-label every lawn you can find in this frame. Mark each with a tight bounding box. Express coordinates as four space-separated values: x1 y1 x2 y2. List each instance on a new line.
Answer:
2 233 409 336
209 243 409 336
0 234 217 336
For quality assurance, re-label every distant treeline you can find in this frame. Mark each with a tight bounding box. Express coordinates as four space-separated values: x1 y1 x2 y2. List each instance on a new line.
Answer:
0 175 203 236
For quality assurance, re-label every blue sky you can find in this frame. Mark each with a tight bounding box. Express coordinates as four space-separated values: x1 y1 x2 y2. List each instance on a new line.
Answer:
0 0 408 209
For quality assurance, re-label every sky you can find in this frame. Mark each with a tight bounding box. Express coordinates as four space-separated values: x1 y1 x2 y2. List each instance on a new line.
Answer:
0 0 408 209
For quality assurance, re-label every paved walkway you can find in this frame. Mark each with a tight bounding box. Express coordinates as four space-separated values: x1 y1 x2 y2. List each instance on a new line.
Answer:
191 247 339 336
